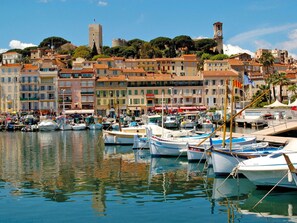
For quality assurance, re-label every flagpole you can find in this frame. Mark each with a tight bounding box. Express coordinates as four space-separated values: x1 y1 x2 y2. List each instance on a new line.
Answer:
222 79 228 148
229 80 235 151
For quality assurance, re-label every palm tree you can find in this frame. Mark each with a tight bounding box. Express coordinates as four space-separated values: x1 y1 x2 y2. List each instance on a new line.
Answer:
259 52 274 75
276 72 291 102
287 84 297 102
251 84 270 107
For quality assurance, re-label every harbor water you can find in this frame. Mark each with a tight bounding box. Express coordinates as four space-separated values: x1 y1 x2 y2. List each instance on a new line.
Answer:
0 129 296 222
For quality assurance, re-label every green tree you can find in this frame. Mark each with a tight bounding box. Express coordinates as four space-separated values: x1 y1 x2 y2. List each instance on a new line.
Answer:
102 46 111 55
92 54 110 61
194 38 217 54
275 72 291 102
39 36 69 49
139 42 161 59
259 52 274 75
266 72 278 103
288 84 297 102
122 46 137 58
163 45 176 58
91 42 98 58
172 35 195 53
251 84 270 107
210 54 229 60
108 46 126 57
72 45 92 59
127 39 146 58
150 37 172 50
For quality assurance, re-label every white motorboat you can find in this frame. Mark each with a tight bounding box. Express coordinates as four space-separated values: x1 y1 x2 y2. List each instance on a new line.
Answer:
211 142 283 176
72 122 87 131
88 123 103 130
164 115 179 129
59 123 73 131
38 119 58 131
236 139 297 189
104 124 197 147
150 135 256 157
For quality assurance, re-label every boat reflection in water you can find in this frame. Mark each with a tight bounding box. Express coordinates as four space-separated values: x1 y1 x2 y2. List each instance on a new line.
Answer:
210 176 297 222
1 131 297 222
133 149 151 164
104 145 132 156
239 190 297 222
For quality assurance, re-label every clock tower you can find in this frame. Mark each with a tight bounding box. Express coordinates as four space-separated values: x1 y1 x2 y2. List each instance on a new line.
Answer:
213 22 223 54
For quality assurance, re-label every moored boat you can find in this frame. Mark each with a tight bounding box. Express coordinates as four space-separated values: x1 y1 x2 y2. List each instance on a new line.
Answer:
38 119 58 131
235 139 297 189
211 142 283 176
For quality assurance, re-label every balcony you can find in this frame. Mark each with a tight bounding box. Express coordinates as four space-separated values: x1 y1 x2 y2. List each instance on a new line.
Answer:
20 97 39 101
81 92 94 95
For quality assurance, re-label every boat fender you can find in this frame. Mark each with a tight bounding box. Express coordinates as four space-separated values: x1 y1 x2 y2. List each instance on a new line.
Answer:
114 135 117 143
288 170 293 183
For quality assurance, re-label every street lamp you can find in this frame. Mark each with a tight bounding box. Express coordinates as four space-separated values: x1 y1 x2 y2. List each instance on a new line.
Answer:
61 89 65 114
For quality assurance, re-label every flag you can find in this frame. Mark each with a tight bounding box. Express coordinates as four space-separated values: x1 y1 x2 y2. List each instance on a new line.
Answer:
232 80 242 88
243 72 255 87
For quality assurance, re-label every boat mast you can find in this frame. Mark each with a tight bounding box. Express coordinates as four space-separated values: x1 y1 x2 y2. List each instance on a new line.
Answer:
229 80 235 151
222 79 228 148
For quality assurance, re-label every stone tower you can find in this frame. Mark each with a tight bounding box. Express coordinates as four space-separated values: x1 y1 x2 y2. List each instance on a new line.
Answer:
89 24 103 54
213 22 223 54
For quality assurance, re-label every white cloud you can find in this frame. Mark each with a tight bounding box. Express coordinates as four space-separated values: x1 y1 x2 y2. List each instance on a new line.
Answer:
223 44 255 57
9 40 37 49
229 23 297 44
253 40 272 49
278 29 297 52
0 48 8 54
98 0 107 6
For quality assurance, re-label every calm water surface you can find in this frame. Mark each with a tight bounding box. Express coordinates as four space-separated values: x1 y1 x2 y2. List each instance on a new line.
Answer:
0 130 296 223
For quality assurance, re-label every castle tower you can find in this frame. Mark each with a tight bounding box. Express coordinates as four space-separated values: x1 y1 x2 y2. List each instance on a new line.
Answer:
89 24 103 54
213 22 223 54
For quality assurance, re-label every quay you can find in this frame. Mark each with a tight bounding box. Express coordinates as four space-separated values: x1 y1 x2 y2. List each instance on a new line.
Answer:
216 120 297 146
216 131 290 146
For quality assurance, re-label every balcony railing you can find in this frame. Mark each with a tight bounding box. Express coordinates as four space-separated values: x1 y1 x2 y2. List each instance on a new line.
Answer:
20 97 39 101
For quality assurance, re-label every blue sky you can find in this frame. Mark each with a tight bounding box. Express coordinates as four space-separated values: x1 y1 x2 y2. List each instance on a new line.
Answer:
1 0 297 58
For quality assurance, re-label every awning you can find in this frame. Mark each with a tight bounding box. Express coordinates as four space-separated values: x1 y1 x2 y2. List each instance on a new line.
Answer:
154 107 179 111
64 109 94 114
153 106 207 111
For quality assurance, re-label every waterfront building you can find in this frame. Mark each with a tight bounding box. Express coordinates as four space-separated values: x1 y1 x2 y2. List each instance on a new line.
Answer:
89 24 103 54
204 59 230 71
0 64 22 113
19 64 40 112
2 52 22 64
58 68 95 114
202 70 240 109
38 60 59 115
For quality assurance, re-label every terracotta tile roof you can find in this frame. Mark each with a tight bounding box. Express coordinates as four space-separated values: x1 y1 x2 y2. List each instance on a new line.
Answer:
60 68 81 73
96 74 203 82
274 64 289 68
96 75 127 82
93 64 109 69
122 68 145 73
249 61 261 66
202 70 239 77
3 51 21 55
81 68 94 73
96 57 114 61
1 64 22 68
23 64 39 70
226 59 244 66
